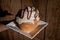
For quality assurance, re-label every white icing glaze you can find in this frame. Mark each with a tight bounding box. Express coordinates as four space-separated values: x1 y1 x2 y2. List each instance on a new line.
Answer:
16 12 39 24
16 7 40 24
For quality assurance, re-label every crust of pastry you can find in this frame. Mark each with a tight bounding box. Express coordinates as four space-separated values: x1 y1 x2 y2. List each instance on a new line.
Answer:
19 19 38 33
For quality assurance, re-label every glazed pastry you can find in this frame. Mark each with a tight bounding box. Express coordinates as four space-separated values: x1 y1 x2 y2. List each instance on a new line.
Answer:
16 6 40 33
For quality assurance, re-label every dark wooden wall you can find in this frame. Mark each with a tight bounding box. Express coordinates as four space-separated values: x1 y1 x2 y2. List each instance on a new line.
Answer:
0 0 60 40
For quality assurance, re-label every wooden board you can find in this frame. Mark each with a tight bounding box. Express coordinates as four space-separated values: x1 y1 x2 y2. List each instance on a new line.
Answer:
45 0 60 40
0 0 21 21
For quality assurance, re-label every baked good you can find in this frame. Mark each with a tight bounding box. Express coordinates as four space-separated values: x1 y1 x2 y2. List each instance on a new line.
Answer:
16 6 40 33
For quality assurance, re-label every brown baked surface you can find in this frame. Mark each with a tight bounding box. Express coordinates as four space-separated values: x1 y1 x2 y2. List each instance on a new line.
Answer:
18 19 39 33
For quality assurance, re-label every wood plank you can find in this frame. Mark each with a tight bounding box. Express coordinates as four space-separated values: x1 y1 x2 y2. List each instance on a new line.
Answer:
8 29 24 40
0 0 14 21
0 0 22 40
13 31 24 40
0 0 21 21
32 0 47 40
21 0 33 9
6 0 24 40
45 0 60 40
10 0 24 40
0 30 9 40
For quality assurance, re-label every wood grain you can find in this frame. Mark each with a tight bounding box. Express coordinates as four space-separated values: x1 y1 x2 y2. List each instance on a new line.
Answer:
0 30 9 40
0 0 21 21
45 0 60 40
0 0 60 40
34 0 47 40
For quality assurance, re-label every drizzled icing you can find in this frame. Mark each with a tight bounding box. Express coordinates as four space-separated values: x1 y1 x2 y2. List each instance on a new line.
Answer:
16 6 40 24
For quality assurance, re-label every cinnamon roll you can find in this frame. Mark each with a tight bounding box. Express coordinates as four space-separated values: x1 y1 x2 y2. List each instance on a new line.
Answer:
16 6 40 33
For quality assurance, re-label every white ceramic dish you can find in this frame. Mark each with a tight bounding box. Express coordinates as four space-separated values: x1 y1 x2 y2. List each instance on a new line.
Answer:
6 20 48 39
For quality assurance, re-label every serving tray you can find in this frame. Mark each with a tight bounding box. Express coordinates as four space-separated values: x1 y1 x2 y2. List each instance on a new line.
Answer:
6 20 48 39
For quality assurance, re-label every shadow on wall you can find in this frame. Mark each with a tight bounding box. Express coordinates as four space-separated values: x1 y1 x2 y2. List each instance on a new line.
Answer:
0 7 14 25
0 7 12 17
0 6 22 25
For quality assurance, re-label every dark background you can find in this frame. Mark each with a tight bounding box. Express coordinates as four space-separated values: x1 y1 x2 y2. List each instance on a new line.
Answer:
0 0 60 40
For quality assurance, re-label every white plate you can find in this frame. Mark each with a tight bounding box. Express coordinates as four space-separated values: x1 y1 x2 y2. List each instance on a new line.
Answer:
6 20 48 39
